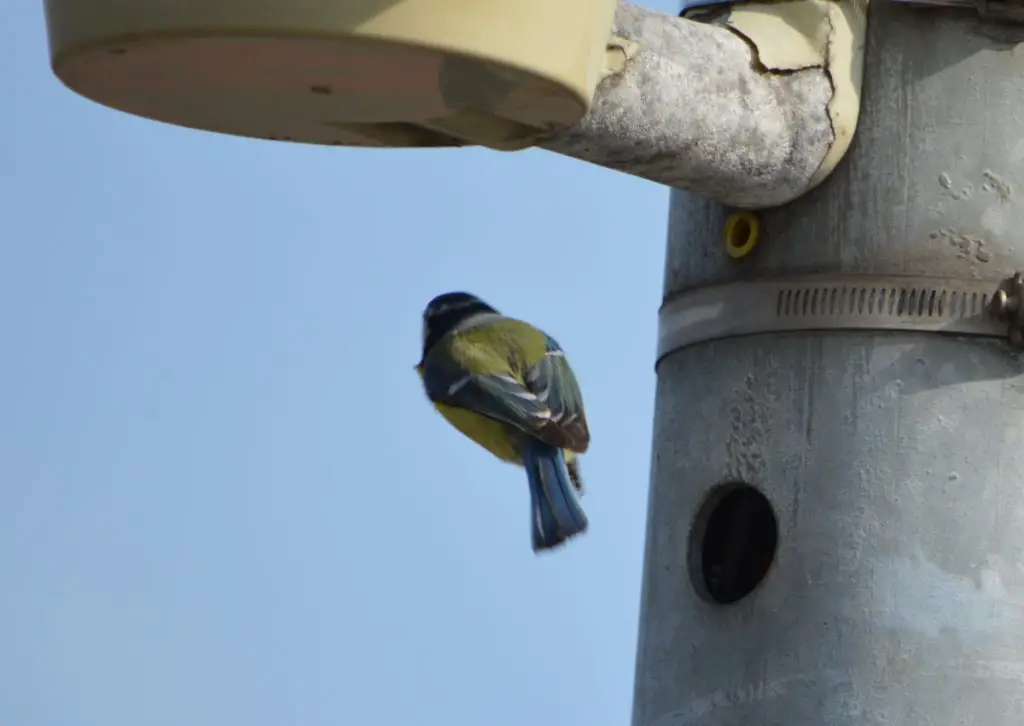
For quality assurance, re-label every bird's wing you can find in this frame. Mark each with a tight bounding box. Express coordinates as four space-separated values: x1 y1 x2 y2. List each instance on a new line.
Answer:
523 337 590 453
422 350 586 452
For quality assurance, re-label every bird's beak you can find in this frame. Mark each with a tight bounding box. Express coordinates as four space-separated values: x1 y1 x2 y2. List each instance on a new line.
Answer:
414 361 424 374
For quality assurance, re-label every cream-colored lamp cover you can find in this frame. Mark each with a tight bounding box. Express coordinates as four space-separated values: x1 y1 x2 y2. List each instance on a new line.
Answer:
44 0 619 150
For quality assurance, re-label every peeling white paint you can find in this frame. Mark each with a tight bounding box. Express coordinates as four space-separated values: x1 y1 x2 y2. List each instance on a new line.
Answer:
540 4 845 208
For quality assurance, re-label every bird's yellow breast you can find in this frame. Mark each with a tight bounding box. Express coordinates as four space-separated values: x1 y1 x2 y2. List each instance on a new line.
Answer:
432 402 580 472
433 402 524 464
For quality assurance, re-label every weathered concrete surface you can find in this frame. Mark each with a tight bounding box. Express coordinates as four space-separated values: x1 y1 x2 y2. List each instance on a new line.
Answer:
540 3 836 208
635 4 1024 725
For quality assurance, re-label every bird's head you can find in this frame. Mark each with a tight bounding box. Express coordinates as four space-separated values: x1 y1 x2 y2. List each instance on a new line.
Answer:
417 291 499 365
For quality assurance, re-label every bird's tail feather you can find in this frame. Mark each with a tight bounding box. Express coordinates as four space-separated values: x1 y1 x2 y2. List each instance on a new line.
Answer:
523 440 588 552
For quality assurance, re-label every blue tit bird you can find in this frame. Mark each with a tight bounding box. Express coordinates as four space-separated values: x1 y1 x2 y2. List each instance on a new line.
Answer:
415 292 591 552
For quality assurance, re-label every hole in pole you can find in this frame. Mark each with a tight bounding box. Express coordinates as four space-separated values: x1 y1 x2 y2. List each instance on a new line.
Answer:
689 483 778 605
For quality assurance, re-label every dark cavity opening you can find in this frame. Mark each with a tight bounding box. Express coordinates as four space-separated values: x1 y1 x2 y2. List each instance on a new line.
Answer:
689 483 778 605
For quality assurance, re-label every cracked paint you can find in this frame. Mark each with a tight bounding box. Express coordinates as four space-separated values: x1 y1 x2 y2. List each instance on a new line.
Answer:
724 0 867 190
539 3 848 208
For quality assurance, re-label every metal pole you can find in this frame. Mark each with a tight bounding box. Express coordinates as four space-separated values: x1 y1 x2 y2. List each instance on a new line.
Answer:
636 4 1024 726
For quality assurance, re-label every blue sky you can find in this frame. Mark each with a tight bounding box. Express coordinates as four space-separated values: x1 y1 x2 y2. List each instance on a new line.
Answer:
0 3 676 724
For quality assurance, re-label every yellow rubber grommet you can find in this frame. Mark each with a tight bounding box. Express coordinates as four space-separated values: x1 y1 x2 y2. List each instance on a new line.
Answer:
724 212 760 259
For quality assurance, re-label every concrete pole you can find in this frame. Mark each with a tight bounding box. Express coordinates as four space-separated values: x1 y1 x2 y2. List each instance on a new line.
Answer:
636 5 1024 726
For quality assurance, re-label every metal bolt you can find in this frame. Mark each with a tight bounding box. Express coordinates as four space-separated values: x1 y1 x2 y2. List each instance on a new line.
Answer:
992 289 1010 316
990 276 1022 319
